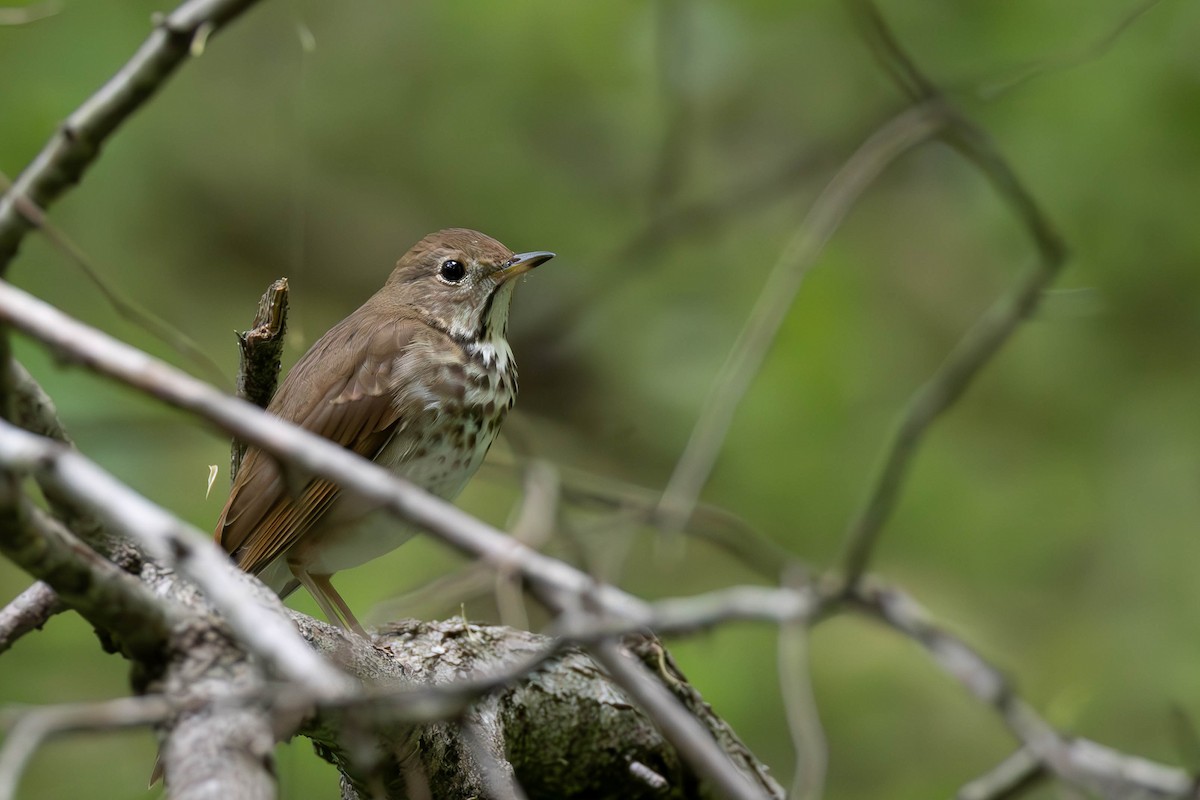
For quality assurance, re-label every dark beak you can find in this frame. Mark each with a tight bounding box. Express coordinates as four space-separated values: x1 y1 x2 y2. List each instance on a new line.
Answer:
498 250 555 280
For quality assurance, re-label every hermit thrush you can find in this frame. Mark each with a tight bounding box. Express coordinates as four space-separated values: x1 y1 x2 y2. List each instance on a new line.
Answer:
214 228 554 634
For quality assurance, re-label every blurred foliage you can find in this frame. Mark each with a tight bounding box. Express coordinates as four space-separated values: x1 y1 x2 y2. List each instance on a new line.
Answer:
2 0 1199 797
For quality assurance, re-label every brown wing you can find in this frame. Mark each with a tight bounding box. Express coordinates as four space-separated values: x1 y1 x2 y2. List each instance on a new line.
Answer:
215 306 422 576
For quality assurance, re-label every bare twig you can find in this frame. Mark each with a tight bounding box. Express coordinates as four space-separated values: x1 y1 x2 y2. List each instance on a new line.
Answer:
383 574 1199 800
501 455 801 582
0 0 265 271
7 267 1180 797
955 747 1045 800
507 461 561 555
0 1 60 26
846 2 1064 260
977 0 1163 99
0 695 173 800
8 361 71 444
0 495 172 661
0 170 227 385
232 277 290 478
839 259 1063 584
368 461 558 623
838 0 1068 587
551 585 819 645
486 455 798 580
8 360 118 557
778 621 826 800
376 459 563 626
495 460 559 629
846 582 1199 798
0 582 61 655
655 102 948 532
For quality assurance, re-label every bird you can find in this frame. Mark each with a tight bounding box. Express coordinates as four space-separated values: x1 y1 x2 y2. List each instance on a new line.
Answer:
214 228 554 635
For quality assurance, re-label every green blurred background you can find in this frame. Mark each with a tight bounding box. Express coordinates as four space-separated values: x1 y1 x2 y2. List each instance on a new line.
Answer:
2 1 1200 797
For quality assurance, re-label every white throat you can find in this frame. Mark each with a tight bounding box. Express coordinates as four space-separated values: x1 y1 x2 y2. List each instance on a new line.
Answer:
458 280 516 371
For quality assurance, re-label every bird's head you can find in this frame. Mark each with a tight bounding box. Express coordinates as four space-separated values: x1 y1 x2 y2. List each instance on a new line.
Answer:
383 228 554 343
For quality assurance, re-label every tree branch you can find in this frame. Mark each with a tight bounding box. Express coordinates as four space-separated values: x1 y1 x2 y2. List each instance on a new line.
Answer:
0 419 353 696
0 484 172 661
655 102 948 532
838 0 1069 586
8 360 121 559
0 1 59 26
157 636 277 800
591 638 780 800
778 620 826 800
0 581 61 656
844 581 1199 798
0 0 265 271
955 747 1044 800
0 695 173 800
300 618 781 799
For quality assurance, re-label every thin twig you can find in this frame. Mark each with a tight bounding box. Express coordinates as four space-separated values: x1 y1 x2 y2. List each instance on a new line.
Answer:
0 695 174 800
955 747 1045 800
0 497 172 661
0 0 243 396
838 0 1068 587
617 147 833 265
485 454 798 580
0 171 228 385
495 460 560 629
368 459 558 625
0 0 265 271
778 619 826 800
482 455 801 582
388 575 1200 800
839 260 1062 584
549 585 819 644
977 0 1164 99
846 581 1199 798
0 582 62 656
655 102 948 532
0 1 60 26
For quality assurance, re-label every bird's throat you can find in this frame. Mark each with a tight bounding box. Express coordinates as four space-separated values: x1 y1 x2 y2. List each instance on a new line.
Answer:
476 279 516 342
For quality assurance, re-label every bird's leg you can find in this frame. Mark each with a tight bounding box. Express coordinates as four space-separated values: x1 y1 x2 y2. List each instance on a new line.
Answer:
289 564 367 637
310 573 367 637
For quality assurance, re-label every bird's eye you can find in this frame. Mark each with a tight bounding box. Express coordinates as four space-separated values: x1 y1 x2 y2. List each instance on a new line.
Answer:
438 259 466 283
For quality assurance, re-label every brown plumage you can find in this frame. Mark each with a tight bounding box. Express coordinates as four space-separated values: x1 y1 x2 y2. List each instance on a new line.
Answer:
215 228 553 634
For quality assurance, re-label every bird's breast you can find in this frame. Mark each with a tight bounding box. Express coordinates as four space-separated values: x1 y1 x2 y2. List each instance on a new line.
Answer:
296 358 516 577
385 349 515 495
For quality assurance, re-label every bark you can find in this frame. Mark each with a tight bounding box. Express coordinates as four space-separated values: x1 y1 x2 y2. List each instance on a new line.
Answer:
302 618 775 800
